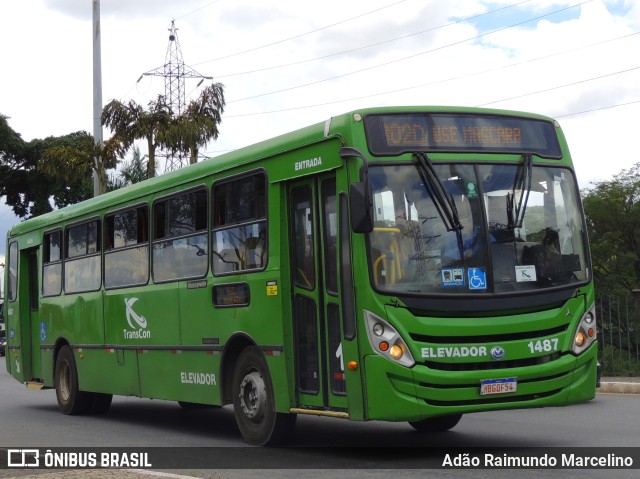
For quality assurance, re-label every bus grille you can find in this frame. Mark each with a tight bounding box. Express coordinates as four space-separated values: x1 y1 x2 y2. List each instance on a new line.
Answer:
422 352 562 371
410 324 567 344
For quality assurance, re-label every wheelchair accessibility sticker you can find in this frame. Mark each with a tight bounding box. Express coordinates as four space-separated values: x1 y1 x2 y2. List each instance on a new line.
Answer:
467 268 487 290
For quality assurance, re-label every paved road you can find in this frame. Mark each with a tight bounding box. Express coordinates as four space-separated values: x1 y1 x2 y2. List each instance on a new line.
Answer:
0 368 638 478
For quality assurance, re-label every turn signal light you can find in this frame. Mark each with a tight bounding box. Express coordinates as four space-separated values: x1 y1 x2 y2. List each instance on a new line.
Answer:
379 341 389 352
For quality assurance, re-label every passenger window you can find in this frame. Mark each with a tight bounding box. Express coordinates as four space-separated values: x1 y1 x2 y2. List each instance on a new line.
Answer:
105 206 149 288
43 230 62 296
153 188 208 282
7 242 18 301
212 173 267 275
64 220 101 293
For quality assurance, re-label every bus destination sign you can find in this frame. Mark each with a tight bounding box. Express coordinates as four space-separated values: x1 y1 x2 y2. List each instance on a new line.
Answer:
364 112 562 158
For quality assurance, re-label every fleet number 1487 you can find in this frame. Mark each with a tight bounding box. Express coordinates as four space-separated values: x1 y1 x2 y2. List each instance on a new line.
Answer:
527 338 559 354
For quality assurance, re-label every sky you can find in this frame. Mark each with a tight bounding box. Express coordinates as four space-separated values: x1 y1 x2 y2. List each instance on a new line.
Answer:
1 0 640 275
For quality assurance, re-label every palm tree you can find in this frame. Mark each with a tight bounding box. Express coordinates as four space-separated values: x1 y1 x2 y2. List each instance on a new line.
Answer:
102 95 173 179
165 83 225 165
106 146 152 191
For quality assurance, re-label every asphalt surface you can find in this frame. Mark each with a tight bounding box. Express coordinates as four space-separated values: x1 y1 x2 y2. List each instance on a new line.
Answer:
0 377 637 479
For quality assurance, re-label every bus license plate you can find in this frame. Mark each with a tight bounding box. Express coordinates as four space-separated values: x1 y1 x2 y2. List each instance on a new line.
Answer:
480 378 517 396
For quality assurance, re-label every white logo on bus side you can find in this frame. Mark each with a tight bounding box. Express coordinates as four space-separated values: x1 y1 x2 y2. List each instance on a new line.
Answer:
125 297 148 329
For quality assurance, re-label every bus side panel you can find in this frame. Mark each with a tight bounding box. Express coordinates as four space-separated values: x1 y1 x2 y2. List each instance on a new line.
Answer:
138 350 222 404
131 284 181 399
40 301 65 386
104 283 179 398
172 279 223 405
75 348 141 397
64 291 104 346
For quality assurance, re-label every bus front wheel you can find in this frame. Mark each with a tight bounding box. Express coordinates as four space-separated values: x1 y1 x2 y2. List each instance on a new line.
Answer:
409 413 463 433
54 345 92 415
232 346 296 445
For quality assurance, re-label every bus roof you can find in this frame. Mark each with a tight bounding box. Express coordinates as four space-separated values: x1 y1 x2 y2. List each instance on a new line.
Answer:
7 105 558 238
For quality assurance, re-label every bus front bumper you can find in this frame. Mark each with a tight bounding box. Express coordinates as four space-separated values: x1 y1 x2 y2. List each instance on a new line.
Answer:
362 344 598 422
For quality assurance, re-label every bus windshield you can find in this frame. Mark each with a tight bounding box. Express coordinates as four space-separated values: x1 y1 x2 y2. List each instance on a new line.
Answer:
367 162 588 295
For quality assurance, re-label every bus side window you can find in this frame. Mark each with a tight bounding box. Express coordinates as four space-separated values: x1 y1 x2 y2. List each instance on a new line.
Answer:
43 230 62 297
105 205 150 289
64 219 102 294
152 188 208 282
212 172 267 275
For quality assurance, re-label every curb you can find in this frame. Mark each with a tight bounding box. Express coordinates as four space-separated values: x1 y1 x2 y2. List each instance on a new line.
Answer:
597 382 640 394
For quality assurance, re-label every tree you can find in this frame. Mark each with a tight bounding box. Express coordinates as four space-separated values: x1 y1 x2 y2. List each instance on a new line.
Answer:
106 146 152 191
37 131 115 205
582 163 640 294
1 115 98 218
102 95 173 179
165 83 226 164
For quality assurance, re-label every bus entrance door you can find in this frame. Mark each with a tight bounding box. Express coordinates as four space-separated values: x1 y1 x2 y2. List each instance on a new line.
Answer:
14 248 41 383
288 176 348 412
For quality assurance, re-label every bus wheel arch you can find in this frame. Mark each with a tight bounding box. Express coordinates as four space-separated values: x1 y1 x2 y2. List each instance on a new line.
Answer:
230 345 296 445
220 333 256 405
54 344 92 415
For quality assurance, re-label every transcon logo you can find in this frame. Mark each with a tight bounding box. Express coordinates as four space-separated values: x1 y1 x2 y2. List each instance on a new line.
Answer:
124 297 151 339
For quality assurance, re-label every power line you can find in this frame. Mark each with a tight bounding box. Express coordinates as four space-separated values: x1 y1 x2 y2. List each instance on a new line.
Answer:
222 30 640 118
192 0 411 65
226 0 592 103
212 0 534 79
553 99 640 118
476 65 640 107
175 0 224 21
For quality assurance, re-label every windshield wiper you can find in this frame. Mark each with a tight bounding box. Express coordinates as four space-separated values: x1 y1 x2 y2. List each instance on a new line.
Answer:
413 152 464 260
507 154 533 230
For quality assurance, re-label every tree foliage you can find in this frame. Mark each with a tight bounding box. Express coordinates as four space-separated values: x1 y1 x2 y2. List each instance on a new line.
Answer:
107 146 150 191
582 163 640 294
165 83 226 164
102 95 173 179
102 83 225 177
0 115 98 218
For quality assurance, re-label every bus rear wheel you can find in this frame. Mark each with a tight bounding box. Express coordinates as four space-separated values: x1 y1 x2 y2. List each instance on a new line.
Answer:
54 345 92 415
232 346 296 445
409 413 462 433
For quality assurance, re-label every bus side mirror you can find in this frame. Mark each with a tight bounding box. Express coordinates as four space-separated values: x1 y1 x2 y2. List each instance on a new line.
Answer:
350 182 373 233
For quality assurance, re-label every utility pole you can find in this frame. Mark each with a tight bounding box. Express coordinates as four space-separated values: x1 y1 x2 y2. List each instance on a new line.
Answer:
92 0 104 196
139 20 211 172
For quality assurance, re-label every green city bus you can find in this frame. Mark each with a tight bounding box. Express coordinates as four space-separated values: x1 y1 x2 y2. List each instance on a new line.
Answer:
3 106 597 445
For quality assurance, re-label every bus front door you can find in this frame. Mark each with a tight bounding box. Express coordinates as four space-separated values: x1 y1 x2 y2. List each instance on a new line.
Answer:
288 175 348 411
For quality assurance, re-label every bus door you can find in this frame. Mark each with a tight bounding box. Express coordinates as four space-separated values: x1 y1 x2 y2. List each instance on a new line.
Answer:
15 247 41 381
288 174 348 411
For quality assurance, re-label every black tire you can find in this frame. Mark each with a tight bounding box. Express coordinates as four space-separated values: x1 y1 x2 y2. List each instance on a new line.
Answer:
232 346 296 445
54 345 92 415
409 413 463 433
89 393 113 414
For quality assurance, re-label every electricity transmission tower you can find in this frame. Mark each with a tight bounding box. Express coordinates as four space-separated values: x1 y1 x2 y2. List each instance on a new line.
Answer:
139 20 211 172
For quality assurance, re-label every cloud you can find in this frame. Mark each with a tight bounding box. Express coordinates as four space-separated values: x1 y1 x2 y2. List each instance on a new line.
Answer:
1 0 639 199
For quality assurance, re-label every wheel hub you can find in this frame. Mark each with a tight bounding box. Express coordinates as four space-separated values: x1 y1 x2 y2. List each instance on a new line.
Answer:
238 371 267 421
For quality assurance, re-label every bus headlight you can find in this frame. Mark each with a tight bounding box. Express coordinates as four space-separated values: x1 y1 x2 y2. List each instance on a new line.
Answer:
364 310 415 367
571 305 597 355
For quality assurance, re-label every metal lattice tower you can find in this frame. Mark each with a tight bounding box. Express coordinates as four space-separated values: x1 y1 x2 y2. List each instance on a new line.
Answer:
140 20 211 171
